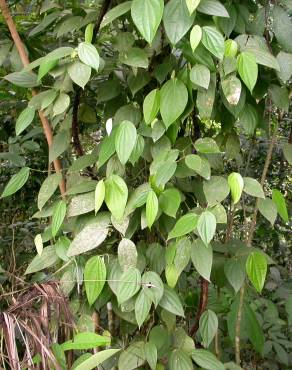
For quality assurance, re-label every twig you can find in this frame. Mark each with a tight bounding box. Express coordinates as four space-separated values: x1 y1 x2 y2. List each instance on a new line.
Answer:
189 277 209 337
0 0 66 195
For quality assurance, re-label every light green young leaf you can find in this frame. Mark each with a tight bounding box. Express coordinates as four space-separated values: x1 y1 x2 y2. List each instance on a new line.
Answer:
85 23 94 43
94 179 105 214
237 52 258 92
61 332 110 351
146 190 158 228
186 0 200 14
197 211 216 245
159 188 181 217
34 234 43 256
160 78 188 128
117 267 141 304
38 173 62 210
15 106 35 136
272 189 289 222
194 137 220 153
165 264 179 288
243 177 265 198
115 120 137 165
1 167 30 198
131 0 164 44
258 198 277 225
100 2 132 28
135 290 152 327
228 172 244 204
202 26 225 60
68 61 91 89
246 251 267 293
143 89 160 124
52 200 66 237
190 64 210 89
84 255 106 305
38 58 58 80
104 174 128 220
78 42 100 71
190 25 202 51
168 213 199 240
191 239 213 281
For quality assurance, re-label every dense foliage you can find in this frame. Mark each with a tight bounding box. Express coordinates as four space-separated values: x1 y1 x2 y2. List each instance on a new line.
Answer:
0 0 291 369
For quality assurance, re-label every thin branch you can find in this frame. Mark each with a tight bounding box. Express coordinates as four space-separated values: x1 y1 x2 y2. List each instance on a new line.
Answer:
0 0 66 195
189 277 209 337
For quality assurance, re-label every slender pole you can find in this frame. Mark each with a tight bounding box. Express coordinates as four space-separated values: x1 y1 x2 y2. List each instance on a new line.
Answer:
0 0 66 195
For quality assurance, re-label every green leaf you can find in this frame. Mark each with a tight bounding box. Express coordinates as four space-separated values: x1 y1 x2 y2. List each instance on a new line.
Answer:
258 198 277 225
67 213 110 257
185 154 211 180
273 5 292 53
163 0 195 45
98 132 116 168
100 2 132 28
190 25 202 52
224 258 245 293
160 78 188 128
228 172 244 204
221 76 241 106
115 120 137 165
78 42 99 71
84 256 106 306
191 349 225 370
203 176 230 206
143 89 160 124
131 0 164 44
153 160 177 187
246 251 267 293
118 342 146 370
169 349 193 370
104 174 128 220
38 173 62 210
238 103 258 135
168 213 199 239
1 167 30 198
197 0 229 17
197 211 217 245
68 61 91 89
190 64 210 89
29 89 57 110
159 285 185 317
49 129 70 162
130 135 145 165
85 23 94 43
53 93 70 116
142 271 164 307
191 239 213 281
237 52 258 92
244 304 264 354
243 177 265 198
118 238 137 271
165 264 179 288
25 245 59 274
199 310 218 348
28 11 62 37
269 84 289 112
38 58 58 80
186 0 200 14
117 267 141 304
34 234 43 256
94 179 105 214
146 190 159 228
276 51 292 83
61 332 110 351
145 342 157 370
15 106 35 136
66 192 95 217
272 189 289 222
52 200 66 237
4 71 40 88
283 143 292 165
120 47 149 68
202 26 225 60
135 290 152 327
159 188 181 217
194 137 220 153
74 349 120 370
